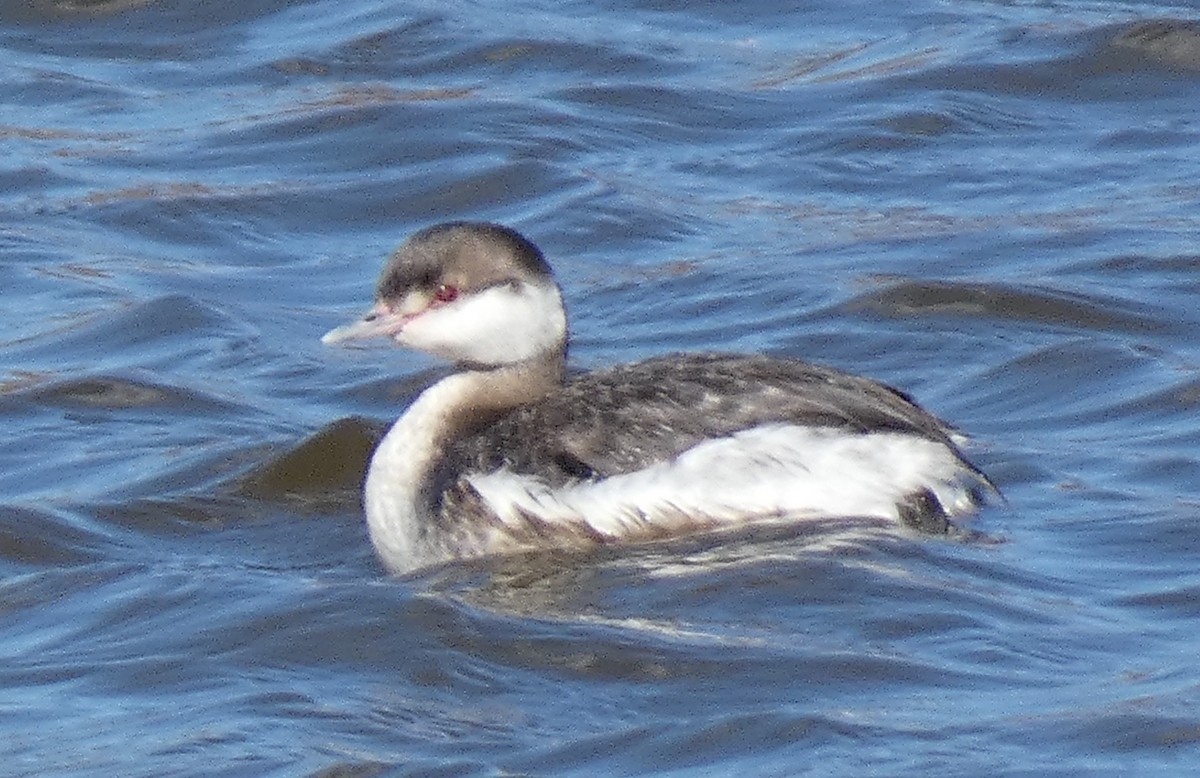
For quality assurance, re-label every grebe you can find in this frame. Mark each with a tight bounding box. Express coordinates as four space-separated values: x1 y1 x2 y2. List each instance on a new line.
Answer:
323 222 994 574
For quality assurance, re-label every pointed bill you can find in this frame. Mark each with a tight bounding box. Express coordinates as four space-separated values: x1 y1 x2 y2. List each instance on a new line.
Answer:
321 303 404 345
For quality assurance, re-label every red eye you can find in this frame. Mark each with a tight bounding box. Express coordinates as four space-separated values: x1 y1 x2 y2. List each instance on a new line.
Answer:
433 285 458 304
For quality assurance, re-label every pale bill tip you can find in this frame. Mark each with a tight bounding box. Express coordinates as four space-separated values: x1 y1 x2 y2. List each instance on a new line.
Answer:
320 324 355 345
320 313 388 345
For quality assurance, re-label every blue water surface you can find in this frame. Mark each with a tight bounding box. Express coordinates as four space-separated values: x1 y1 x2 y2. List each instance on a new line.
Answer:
2 0 1200 775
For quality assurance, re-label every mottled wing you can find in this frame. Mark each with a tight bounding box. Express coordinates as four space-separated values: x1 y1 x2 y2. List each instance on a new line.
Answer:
445 353 983 488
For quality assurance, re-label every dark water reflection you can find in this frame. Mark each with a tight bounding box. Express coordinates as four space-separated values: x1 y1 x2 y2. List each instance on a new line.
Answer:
3 0 1200 774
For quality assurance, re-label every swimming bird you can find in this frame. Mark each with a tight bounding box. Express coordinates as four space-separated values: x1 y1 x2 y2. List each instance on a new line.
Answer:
323 222 994 574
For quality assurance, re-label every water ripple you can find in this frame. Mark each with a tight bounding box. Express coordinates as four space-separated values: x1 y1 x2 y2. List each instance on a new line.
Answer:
3 1 1200 775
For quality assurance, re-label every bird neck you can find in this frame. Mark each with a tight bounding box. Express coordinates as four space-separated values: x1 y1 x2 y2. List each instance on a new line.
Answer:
363 351 565 573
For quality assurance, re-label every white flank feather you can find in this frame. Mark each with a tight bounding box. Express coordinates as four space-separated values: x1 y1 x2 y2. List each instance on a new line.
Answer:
466 424 978 538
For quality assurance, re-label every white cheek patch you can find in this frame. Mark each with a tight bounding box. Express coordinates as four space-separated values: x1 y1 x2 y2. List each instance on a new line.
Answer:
466 425 979 539
399 282 566 364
